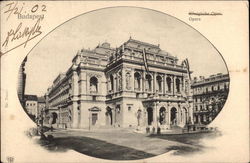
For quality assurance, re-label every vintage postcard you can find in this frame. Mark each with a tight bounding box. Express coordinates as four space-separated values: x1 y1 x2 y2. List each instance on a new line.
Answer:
1 1 249 163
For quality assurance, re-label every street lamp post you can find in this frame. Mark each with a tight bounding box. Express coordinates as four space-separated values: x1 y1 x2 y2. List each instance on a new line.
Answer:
88 109 91 131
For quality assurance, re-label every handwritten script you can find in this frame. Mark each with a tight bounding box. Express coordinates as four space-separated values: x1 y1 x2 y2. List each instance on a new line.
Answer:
1 18 42 56
1 2 46 56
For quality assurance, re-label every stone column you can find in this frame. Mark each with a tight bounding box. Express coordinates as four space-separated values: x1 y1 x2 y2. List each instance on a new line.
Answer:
122 69 126 91
180 77 183 92
189 102 194 124
116 75 119 92
72 102 78 128
144 107 147 126
58 107 61 125
203 114 206 122
114 74 117 93
172 76 175 96
72 70 79 95
98 76 102 95
107 79 110 93
142 71 145 92
160 75 163 94
178 105 182 125
153 73 157 93
131 69 135 91
72 69 79 128
176 106 179 125
79 70 86 96
153 103 157 127
165 107 169 125
163 74 166 95
180 108 182 124
168 104 171 125
111 108 114 126
183 77 185 92
118 72 122 92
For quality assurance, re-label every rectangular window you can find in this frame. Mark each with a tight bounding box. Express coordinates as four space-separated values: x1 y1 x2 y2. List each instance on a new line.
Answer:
92 96 96 101
127 104 133 111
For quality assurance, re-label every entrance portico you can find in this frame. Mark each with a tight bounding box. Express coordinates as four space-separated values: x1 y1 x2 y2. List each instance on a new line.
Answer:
142 97 191 130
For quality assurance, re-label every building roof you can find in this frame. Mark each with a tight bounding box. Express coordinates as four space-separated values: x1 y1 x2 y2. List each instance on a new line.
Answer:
126 38 160 49
37 96 45 103
192 73 229 87
53 73 66 85
24 95 38 101
121 38 176 60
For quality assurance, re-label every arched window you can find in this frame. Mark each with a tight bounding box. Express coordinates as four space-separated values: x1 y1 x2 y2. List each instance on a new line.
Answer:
170 107 177 125
182 107 188 124
156 75 162 92
110 75 114 91
166 77 172 92
90 76 98 93
134 72 141 91
147 107 153 125
176 78 180 92
212 86 214 91
145 74 152 91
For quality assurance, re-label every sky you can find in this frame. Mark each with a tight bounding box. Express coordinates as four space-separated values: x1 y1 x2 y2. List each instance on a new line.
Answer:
24 7 228 96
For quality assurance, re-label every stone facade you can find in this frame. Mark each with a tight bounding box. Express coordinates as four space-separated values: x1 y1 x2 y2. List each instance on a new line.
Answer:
191 73 229 125
46 38 193 130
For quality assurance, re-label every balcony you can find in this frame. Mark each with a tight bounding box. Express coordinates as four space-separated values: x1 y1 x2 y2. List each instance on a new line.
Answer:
193 109 209 113
134 88 142 92
90 90 98 95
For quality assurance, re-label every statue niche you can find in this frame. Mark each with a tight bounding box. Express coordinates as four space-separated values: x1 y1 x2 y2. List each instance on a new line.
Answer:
90 76 98 93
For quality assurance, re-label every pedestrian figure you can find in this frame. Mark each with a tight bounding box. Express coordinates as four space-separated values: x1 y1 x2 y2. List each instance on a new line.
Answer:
174 118 177 125
48 113 53 131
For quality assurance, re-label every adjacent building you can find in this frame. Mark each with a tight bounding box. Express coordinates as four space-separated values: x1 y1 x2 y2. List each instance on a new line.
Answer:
24 95 38 117
191 73 229 125
37 96 46 117
17 56 27 107
46 38 194 130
